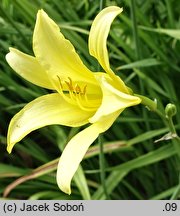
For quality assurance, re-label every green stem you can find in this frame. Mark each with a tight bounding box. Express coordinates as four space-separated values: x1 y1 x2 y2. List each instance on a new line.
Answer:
153 109 172 130
130 0 141 59
130 0 152 134
169 129 180 159
135 95 179 136
170 173 180 200
100 0 105 11
166 116 177 135
165 0 175 28
135 94 157 111
99 135 110 199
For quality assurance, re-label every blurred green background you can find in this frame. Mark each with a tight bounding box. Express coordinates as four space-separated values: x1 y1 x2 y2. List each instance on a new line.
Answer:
0 0 180 200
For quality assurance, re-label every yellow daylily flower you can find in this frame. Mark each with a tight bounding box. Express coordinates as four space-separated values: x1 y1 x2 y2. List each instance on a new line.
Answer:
6 6 141 195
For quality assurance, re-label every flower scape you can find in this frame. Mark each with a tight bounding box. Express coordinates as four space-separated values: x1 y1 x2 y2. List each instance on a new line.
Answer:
6 6 141 194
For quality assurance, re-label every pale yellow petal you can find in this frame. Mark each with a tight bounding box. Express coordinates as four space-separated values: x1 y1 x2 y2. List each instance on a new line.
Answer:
33 10 98 91
7 93 94 154
6 48 54 89
56 124 99 195
89 6 122 75
89 75 141 123
56 111 120 194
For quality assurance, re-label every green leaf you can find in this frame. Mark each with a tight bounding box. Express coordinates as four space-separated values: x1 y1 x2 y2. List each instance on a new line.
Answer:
140 26 180 40
116 58 162 70
74 165 91 200
0 163 29 177
93 144 176 199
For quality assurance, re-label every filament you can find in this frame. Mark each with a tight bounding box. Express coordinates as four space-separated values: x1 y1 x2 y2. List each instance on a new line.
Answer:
57 76 98 111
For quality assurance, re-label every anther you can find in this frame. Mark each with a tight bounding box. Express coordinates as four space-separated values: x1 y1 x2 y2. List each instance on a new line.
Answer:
75 84 81 94
65 77 75 92
56 76 95 111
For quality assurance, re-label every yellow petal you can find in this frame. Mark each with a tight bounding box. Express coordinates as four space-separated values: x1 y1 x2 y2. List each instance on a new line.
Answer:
89 6 122 75
7 93 94 154
33 10 97 88
56 111 120 194
56 124 99 195
89 75 141 123
6 48 54 89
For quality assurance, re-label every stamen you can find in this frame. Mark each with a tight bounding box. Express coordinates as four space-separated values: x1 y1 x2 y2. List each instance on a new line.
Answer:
57 75 63 89
69 89 77 101
56 76 98 111
75 84 81 94
82 85 87 95
65 77 74 92
84 92 101 108
76 93 94 111
56 75 76 105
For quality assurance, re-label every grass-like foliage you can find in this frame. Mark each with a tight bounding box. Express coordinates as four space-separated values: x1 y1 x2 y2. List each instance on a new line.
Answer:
0 0 180 200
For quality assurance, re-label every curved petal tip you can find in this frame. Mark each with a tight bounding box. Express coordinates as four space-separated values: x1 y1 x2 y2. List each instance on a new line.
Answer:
89 6 123 74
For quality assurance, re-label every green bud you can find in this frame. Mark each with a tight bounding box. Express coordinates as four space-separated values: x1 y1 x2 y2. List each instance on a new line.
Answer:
165 103 177 118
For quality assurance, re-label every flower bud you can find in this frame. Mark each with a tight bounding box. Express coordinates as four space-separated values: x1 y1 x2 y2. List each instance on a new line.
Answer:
165 103 177 118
